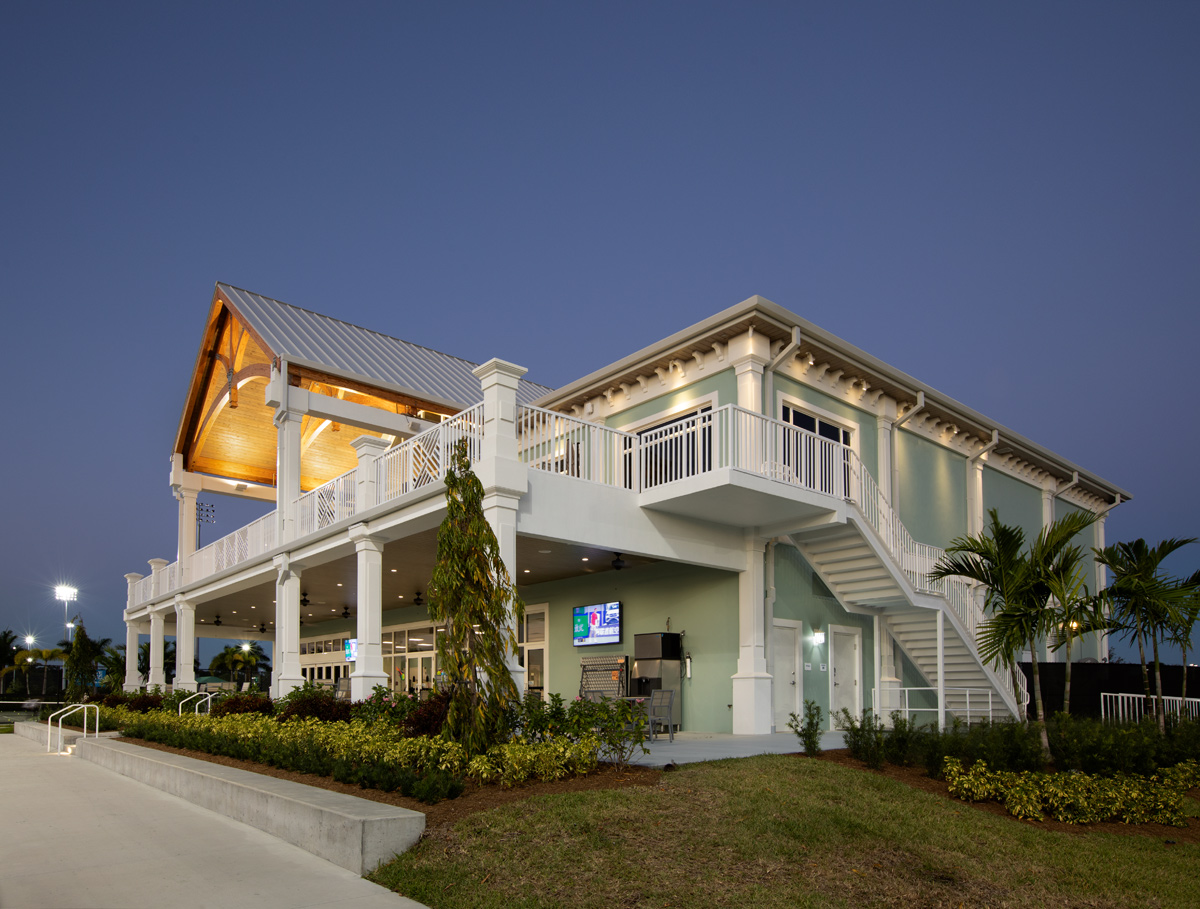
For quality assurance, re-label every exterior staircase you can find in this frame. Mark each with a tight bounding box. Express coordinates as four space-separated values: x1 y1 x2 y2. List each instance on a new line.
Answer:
789 466 1026 722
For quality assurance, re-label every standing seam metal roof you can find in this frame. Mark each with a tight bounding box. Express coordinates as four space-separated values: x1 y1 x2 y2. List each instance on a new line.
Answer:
218 284 551 408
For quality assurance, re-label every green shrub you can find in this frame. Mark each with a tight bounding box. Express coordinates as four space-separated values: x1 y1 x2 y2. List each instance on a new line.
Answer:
276 682 351 723
412 769 466 804
943 756 1198 826
403 689 451 737
211 693 274 718
126 692 165 714
882 712 923 766
352 685 420 726
787 700 824 757
508 691 571 743
836 709 885 769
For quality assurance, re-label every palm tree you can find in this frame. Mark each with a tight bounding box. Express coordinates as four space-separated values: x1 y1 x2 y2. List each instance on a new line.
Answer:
1095 538 1197 731
137 641 177 683
97 645 128 693
1162 569 1200 707
932 508 1096 754
1042 538 1103 714
0 629 17 676
12 648 68 697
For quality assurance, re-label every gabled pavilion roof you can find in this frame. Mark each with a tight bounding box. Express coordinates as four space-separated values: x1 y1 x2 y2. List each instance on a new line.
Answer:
173 283 551 491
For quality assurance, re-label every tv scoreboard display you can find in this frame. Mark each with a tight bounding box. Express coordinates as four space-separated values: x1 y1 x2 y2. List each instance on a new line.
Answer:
572 601 622 647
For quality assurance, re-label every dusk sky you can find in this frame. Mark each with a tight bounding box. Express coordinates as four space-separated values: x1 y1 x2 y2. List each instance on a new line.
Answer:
2 2 1197 667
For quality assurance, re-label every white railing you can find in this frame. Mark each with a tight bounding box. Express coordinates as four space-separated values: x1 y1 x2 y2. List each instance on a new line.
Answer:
295 469 356 537
632 403 1024 715
191 510 277 580
376 404 484 504
132 574 155 607
1100 692 1200 723
872 686 998 724
517 405 634 488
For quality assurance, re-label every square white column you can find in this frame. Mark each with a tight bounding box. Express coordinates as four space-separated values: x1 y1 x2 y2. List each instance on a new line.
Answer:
123 621 141 691
273 555 304 696
173 598 197 691
732 536 772 734
350 526 389 700
148 612 166 688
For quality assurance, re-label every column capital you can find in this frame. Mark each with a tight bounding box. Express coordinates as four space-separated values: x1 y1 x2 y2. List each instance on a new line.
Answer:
348 522 386 552
350 435 391 457
472 358 528 387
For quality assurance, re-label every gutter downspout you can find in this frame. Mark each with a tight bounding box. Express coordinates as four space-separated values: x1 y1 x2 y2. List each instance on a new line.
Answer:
1053 470 1080 501
969 429 1000 464
890 391 925 515
764 326 801 416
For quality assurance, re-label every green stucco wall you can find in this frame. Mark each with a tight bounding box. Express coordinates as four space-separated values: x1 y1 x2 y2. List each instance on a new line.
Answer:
772 544 874 726
519 562 739 733
773 375 880 480
981 466 1043 546
895 430 967 549
605 369 738 431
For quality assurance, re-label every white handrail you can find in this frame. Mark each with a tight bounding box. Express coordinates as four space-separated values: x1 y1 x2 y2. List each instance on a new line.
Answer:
177 691 217 715
46 704 99 753
1100 691 1200 723
871 686 997 724
376 404 485 504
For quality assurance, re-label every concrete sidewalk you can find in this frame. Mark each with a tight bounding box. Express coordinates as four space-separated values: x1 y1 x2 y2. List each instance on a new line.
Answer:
630 729 845 766
0 734 425 909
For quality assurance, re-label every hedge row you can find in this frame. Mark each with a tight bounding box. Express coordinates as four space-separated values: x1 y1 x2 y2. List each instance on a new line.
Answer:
944 756 1200 826
108 707 599 796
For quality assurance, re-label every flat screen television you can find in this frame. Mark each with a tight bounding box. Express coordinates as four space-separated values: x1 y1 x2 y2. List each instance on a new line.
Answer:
344 638 357 662
573 601 621 647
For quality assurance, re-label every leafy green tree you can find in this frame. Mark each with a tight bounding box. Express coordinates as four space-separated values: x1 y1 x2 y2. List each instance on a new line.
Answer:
429 440 524 756
61 622 111 700
1042 531 1102 715
1096 539 1197 730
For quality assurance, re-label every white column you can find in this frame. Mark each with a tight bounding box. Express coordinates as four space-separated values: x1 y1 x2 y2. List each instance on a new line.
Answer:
174 485 199 582
1041 482 1055 529
872 615 882 721
734 359 767 413
472 359 531 695
349 526 389 700
732 536 772 734
273 555 304 696
148 558 169 598
148 612 166 689
275 411 303 543
876 411 894 503
174 597 197 691
967 458 985 537
936 609 945 731
123 621 141 691
351 436 390 513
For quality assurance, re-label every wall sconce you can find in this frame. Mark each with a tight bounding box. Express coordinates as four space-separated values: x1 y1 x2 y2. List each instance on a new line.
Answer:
812 629 825 645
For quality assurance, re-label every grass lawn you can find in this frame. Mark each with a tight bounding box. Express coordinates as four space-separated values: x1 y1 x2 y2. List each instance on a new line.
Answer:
370 754 1200 908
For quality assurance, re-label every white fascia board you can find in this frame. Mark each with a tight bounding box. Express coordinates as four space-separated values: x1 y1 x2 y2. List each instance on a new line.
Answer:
292 387 433 438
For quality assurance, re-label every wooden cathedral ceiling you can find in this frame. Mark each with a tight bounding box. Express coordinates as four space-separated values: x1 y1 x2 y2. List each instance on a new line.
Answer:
179 298 449 492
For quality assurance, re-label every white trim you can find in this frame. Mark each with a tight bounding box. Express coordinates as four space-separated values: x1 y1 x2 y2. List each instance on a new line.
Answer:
771 618 802 732
522 603 549 699
618 392 719 436
828 623 862 728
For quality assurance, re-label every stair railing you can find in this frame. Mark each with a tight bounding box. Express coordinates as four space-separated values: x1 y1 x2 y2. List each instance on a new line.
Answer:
46 703 99 754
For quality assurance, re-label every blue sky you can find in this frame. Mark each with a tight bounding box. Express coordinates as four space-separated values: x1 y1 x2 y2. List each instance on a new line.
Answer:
2 2 1197 668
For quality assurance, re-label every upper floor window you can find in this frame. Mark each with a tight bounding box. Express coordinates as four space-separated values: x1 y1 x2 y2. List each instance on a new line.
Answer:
781 403 853 447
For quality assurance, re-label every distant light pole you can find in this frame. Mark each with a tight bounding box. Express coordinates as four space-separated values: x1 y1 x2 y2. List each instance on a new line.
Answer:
197 501 216 546
55 586 78 643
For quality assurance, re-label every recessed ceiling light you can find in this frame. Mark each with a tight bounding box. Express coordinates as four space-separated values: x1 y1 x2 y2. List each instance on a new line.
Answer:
250 606 255 609
539 549 551 554
391 569 397 573
308 613 313 616
232 611 237 614
337 583 342 587
398 595 404 599
523 569 530 573
582 557 589 562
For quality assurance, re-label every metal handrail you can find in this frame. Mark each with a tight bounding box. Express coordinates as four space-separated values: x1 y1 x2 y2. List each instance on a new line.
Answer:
870 686 996 724
177 691 217 715
46 703 99 753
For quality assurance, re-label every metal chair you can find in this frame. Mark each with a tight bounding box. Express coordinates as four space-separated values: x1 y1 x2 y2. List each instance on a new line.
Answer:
334 677 351 702
647 688 675 743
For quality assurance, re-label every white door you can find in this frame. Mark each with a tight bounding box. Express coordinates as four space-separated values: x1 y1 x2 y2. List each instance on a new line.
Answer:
772 621 801 730
830 627 860 723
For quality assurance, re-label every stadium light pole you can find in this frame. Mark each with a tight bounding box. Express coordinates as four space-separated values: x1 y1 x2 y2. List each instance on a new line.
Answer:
55 586 78 643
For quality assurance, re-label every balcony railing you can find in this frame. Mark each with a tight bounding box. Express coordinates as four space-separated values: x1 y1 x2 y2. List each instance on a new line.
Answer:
296 470 356 537
517 405 633 487
193 510 277 580
376 404 484 504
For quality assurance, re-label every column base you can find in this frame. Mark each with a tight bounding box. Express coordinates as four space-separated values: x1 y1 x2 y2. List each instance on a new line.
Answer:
730 672 773 735
350 672 390 702
173 680 198 693
274 674 305 698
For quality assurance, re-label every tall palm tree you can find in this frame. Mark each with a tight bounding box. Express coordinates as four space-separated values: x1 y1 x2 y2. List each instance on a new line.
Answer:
932 508 1096 754
1042 537 1103 714
1095 538 1197 731
0 629 17 675
1165 570 1200 705
12 648 68 697
97 645 128 693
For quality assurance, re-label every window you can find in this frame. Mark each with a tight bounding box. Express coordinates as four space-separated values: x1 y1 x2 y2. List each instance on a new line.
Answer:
780 401 855 496
782 403 852 446
636 405 714 489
